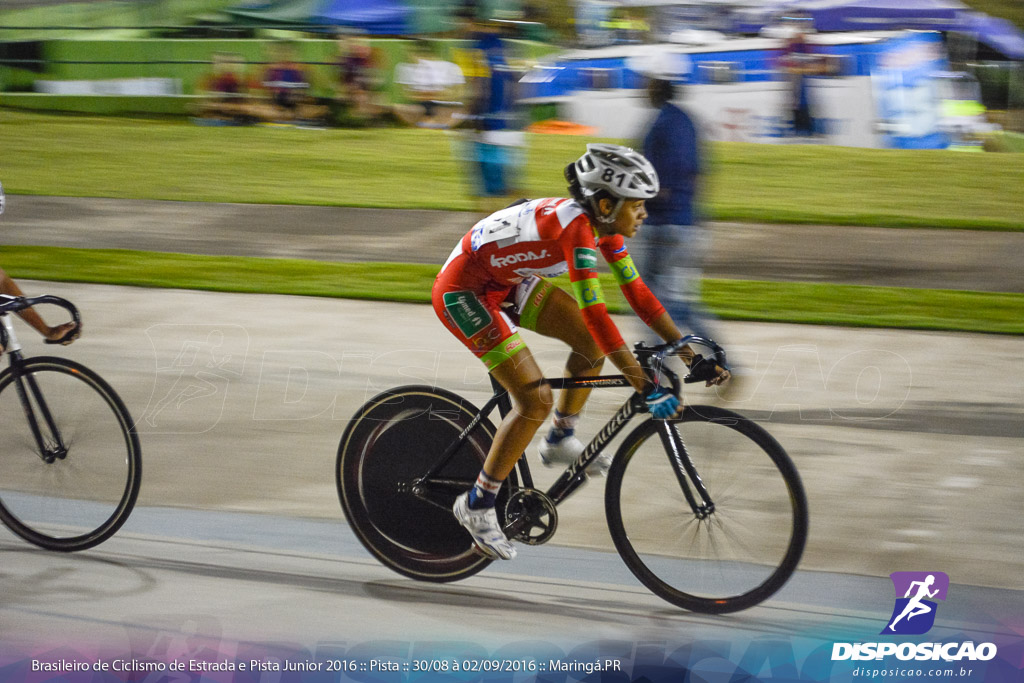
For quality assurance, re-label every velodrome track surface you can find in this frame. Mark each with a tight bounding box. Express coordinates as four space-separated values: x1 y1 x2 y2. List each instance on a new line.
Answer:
1 198 1022 677
0 280 1021 664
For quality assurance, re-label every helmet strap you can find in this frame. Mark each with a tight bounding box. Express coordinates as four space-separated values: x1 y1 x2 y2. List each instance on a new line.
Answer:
591 196 624 225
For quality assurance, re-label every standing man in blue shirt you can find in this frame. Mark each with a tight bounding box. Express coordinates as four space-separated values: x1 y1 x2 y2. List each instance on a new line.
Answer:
633 61 717 345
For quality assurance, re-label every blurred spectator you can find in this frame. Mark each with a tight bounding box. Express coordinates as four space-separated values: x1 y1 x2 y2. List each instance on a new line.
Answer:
604 9 650 45
392 40 466 129
521 1 555 43
334 32 386 125
261 43 328 125
458 16 526 211
576 0 614 47
194 53 259 125
777 15 825 137
630 55 718 346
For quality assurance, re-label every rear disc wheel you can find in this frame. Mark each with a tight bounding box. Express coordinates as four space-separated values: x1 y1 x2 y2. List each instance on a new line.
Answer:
337 386 512 582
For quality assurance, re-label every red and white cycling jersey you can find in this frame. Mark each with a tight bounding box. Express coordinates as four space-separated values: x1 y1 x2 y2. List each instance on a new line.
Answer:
437 197 665 354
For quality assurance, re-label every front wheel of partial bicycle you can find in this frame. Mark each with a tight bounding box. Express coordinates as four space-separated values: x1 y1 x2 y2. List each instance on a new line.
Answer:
0 357 142 551
605 405 807 613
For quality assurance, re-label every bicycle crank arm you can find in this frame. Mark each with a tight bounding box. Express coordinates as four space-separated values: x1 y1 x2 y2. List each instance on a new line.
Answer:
399 478 468 513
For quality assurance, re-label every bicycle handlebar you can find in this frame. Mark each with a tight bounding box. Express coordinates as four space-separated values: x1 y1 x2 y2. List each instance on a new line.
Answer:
0 294 80 322
0 295 82 345
634 335 729 394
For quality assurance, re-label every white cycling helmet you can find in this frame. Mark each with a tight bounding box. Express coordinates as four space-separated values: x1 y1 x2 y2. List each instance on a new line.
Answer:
572 143 659 223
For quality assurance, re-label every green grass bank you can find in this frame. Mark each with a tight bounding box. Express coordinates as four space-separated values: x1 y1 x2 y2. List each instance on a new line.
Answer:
1 112 1022 230
3 246 1022 335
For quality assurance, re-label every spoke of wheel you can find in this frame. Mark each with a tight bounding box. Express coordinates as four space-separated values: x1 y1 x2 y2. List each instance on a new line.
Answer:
708 510 764 563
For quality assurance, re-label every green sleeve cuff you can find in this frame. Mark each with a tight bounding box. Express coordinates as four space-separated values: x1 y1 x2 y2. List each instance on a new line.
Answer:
610 255 640 285
571 277 606 309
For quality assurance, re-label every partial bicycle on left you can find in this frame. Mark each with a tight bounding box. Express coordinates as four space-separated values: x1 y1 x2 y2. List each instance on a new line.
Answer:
0 294 142 551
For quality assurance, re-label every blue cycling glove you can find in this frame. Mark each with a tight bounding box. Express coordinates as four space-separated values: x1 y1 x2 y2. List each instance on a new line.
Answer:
644 387 681 420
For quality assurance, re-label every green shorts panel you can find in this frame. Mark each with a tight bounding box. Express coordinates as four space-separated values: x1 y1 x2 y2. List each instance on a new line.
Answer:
518 279 557 331
480 331 527 370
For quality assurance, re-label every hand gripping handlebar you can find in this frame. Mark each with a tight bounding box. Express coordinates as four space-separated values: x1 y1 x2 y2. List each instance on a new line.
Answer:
634 335 729 397
0 295 82 346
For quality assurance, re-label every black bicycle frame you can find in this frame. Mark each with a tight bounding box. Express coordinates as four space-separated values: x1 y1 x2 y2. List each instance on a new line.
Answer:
412 332 730 523
412 373 636 496
413 372 714 518
532 374 640 503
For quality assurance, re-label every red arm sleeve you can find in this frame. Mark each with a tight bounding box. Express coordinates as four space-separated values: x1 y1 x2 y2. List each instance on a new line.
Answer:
598 235 666 326
561 217 626 354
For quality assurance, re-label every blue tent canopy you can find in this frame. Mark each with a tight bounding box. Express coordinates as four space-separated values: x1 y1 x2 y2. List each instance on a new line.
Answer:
733 0 1024 60
800 0 965 32
226 0 411 35
311 0 410 34
954 13 1024 60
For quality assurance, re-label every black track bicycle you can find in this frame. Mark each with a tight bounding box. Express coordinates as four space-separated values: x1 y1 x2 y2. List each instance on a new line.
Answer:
337 337 807 613
0 294 142 551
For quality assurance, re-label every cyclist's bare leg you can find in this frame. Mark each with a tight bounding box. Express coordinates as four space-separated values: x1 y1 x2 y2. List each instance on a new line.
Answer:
483 347 552 480
529 286 605 416
454 347 549 560
522 284 611 470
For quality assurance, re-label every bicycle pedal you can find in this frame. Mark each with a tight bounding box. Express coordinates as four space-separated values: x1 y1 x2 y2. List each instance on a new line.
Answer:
471 541 499 559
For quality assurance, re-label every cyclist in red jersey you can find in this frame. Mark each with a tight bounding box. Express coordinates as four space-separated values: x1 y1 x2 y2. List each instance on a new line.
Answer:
432 144 729 560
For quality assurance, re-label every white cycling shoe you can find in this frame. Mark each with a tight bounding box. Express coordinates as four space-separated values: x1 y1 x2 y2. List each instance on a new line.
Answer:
538 435 612 477
453 492 517 560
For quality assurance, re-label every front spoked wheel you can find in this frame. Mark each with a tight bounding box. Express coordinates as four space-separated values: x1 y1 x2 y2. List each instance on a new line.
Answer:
0 357 142 551
606 405 808 613
337 385 511 582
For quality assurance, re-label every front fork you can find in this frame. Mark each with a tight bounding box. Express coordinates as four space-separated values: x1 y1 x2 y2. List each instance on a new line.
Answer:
10 358 67 464
657 418 715 519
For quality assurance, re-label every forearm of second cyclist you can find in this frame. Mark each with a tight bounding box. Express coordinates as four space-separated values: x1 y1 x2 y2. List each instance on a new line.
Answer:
1 268 47 336
0 268 77 342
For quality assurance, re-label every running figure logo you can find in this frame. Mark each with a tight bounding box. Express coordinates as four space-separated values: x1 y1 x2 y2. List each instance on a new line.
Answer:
881 571 949 635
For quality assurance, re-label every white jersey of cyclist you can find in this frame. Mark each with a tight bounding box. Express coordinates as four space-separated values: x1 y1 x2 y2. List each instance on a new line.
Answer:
443 198 586 281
